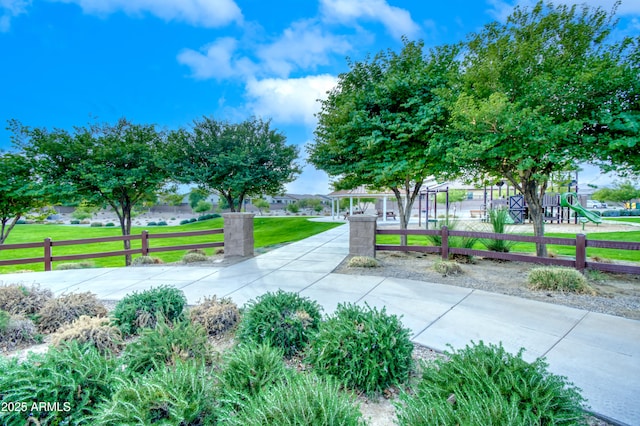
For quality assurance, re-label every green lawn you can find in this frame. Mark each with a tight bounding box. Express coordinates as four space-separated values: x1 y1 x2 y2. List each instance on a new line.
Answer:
603 217 640 224
0 217 342 273
376 230 640 263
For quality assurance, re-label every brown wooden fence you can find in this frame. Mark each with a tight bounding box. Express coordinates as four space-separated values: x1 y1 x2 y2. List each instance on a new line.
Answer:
376 226 640 275
0 229 224 271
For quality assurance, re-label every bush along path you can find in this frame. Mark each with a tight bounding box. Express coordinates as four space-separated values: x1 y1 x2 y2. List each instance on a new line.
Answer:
0 285 600 425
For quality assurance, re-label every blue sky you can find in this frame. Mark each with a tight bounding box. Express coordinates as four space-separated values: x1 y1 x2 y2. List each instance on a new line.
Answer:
1 0 639 195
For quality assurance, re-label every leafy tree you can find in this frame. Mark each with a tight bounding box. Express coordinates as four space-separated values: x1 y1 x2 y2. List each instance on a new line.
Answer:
12 118 171 265
169 117 301 212
308 39 459 241
0 152 42 244
440 1 637 256
252 198 270 215
286 202 300 214
188 188 209 211
592 180 640 205
194 199 212 214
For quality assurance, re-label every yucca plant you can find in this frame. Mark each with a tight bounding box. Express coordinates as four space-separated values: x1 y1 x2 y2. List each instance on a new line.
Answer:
481 208 517 253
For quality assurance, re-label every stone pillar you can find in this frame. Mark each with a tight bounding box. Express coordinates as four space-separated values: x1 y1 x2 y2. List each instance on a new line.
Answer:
348 215 377 258
223 213 255 258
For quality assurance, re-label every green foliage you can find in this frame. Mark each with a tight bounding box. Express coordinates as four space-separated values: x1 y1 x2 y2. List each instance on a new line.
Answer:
123 317 212 375
51 315 124 355
37 292 108 333
92 360 218 425
168 116 301 212
0 309 9 332
189 296 240 338
194 199 213 213
198 212 220 221
347 256 380 268
306 302 413 394
395 341 587 425
237 290 322 358
0 152 42 244
481 208 517 252
286 202 300 213
252 197 270 215
0 283 53 316
217 343 287 413
71 205 99 220
90 221 103 227
112 285 186 335
188 187 209 210
593 180 640 204
427 221 479 261
226 372 364 426
528 266 596 294
0 341 121 425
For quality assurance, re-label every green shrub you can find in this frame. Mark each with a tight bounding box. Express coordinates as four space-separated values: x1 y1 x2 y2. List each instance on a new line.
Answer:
180 219 190 225
0 312 39 351
0 284 53 316
237 290 322 358
306 302 413 394
90 222 103 227
105 222 115 227
226 373 364 426
70 219 81 224
481 208 517 252
433 260 462 276
217 343 287 412
37 292 107 333
0 341 121 425
112 285 186 335
197 213 220 221
395 341 587 426
123 318 212 375
54 261 95 270
189 217 198 223
147 221 158 226
157 220 168 226
189 296 240 338
16 219 27 224
52 315 124 354
528 267 596 295
92 360 218 425
347 256 380 268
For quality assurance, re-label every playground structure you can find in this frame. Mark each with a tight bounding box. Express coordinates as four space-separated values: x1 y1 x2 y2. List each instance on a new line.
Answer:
419 187 449 229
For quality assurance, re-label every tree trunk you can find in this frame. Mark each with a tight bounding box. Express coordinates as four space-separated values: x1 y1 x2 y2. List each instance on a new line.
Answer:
522 180 547 257
117 202 133 266
391 180 423 246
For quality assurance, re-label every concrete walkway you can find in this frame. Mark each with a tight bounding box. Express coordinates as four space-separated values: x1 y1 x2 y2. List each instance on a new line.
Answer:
1 224 638 425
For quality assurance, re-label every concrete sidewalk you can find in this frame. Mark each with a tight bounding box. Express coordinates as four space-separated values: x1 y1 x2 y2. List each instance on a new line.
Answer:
1 224 638 425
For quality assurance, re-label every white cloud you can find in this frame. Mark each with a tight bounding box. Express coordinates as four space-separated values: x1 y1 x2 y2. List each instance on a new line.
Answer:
53 0 242 27
0 0 30 32
245 74 337 126
320 0 420 39
177 37 256 80
257 19 351 77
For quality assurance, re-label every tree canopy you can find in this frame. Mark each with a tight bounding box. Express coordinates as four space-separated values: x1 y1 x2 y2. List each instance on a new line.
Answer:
12 118 171 265
438 1 639 255
308 39 460 231
0 152 42 244
168 116 300 213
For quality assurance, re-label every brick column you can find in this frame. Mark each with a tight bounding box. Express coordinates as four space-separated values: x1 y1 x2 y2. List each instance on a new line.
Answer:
223 213 255 258
348 215 377 258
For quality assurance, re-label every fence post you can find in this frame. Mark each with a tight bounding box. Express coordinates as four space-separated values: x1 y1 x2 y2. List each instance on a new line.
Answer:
44 238 52 271
141 230 149 256
441 225 449 261
348 215 377 258
223 213 255 257
576 233 586 273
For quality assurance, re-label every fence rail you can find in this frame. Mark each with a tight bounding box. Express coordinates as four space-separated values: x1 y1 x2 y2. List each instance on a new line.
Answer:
376 226 640 275
0 229 224 271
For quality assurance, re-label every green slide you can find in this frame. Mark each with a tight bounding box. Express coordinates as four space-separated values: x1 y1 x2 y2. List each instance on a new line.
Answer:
560 192 602 224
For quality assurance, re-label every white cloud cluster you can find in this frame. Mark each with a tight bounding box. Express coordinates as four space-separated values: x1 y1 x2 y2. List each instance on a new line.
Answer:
53 0 242 27
0 0 30 32
320 0 421 39
177 37 255 80
245 74 337 126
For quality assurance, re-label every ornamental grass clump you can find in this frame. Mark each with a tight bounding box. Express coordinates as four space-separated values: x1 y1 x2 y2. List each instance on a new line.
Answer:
0 310 39 351
225 372 364 426
395 341 587 426
92 360 218 425
481 207 517 253
189 296 240 338
51 315 124 355
433 260 462 276
528 266 596 295
112 285 186 335
237 290 322 358
0 341 121 425
123 317 212 375
37 292 108 333
0 283 52 316
347 256 380 268
306 302 413 394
